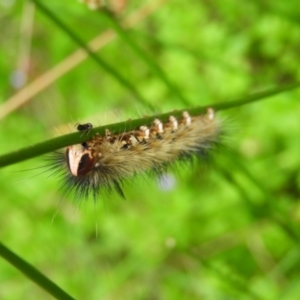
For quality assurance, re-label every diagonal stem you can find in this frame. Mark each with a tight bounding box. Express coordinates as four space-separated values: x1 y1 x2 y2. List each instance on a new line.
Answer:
0 82 299 169
0 242 75 300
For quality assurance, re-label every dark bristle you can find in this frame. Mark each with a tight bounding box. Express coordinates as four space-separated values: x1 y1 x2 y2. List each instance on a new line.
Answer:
113 180 125 199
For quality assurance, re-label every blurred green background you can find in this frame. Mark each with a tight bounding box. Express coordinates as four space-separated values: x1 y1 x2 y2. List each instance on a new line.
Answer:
1 0 300 299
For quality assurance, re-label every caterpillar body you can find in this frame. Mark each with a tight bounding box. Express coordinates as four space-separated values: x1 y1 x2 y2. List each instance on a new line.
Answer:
52 108 221 199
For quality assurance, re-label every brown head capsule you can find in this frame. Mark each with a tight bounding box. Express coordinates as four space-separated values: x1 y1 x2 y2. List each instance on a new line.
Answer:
66 144 95 176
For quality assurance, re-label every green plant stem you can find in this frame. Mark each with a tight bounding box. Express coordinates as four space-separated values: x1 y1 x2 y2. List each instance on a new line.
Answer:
0 82 299 169
212 82 300 111
100 10 190 105
234 154 300 242
31 0 150 108
218 151 300 243
0 242 75 300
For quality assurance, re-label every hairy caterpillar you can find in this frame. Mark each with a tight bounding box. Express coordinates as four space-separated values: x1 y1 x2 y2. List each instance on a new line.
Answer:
51 108 221 199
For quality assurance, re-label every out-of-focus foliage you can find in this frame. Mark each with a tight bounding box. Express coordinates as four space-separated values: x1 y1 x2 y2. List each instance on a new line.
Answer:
0 0 300 299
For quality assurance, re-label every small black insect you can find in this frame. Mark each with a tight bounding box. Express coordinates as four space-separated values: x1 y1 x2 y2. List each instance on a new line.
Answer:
76 123 93 149
76 123 93 133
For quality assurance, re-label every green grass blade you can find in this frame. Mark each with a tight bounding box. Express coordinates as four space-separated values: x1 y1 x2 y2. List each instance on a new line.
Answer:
99 10 190 105
218 151 300 243
31 0 150 108
212 82 300 111
0 242 75 300
0 83 299 168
